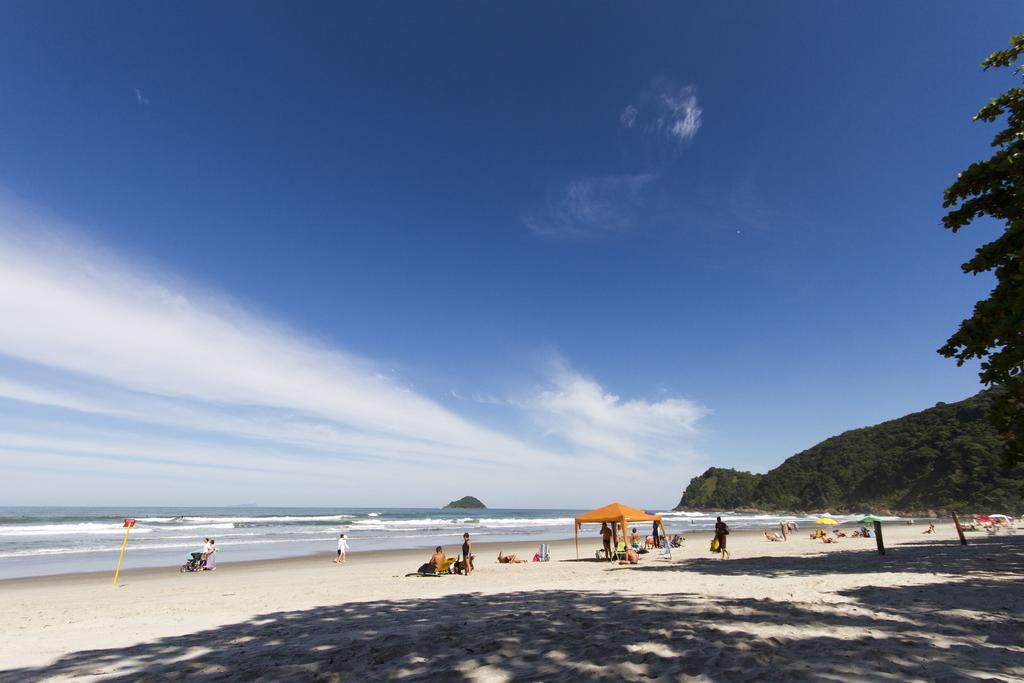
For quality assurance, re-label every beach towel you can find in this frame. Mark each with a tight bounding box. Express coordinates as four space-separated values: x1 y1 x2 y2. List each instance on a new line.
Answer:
710 537 720 553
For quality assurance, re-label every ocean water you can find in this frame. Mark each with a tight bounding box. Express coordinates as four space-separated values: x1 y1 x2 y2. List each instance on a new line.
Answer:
0 507 899 579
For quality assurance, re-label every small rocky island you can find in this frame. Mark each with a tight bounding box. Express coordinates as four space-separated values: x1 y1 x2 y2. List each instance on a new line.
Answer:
443 496 486 509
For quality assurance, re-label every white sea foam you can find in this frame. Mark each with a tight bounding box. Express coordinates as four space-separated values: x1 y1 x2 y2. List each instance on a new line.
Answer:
144 515 355 524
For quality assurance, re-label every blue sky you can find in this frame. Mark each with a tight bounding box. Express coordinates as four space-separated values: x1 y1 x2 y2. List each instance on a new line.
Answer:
0 3 1018 508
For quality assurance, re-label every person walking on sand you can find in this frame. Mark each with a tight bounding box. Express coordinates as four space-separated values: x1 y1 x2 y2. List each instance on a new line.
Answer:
600 523 613 561
461 532 474 576
714 516 730 560
334 533 349 564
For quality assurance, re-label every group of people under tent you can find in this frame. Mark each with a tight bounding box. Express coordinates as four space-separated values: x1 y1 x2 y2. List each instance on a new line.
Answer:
596 518 702 564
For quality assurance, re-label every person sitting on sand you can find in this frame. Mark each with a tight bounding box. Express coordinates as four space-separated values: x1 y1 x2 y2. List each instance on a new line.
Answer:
618 546 640 565
497 551 526 564
430 546 446 571
923 523 936 534
764 530 783 542
834 529 847 538
821 534 837 544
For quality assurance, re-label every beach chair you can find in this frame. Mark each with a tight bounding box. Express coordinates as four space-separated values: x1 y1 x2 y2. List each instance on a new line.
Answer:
615 541 627 561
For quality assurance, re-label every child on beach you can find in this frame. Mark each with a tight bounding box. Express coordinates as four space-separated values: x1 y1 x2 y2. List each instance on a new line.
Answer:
335 534 349 564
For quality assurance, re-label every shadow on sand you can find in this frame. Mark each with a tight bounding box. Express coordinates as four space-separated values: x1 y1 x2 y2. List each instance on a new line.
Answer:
4 537 1023 682
627 535 1024 580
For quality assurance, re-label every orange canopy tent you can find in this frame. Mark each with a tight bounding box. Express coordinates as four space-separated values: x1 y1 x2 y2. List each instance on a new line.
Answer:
574 502 667 559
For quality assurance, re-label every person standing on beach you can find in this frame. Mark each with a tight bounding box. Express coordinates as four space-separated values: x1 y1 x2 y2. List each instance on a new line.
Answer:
600 523 613 561
461 532 474 576
652 521 660 550
335 533 349 564
714 516 730 560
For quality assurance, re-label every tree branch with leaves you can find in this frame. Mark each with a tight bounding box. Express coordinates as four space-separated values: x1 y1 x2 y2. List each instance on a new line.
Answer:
940 34 1024 463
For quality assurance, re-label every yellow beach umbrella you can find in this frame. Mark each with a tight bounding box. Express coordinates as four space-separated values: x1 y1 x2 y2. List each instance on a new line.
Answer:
816 518 839 525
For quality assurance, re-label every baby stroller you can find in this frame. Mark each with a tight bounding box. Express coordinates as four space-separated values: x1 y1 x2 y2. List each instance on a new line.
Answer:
180 551 206 573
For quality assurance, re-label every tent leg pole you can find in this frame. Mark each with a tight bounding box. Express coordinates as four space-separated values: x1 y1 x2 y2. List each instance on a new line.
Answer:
575 525 579 559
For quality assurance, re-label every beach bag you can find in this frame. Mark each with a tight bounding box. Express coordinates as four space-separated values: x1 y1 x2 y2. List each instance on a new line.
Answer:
710 537 720 552
416 562 435 574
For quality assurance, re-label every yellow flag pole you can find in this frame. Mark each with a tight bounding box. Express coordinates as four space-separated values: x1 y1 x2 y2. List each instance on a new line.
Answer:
113 518 135 587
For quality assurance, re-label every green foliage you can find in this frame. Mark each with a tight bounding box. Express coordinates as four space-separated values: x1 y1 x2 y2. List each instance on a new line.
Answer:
676 468 763 509
939 34 1024 463
675 392 1022 514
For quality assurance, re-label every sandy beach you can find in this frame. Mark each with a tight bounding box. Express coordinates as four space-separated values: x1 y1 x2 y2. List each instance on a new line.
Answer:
1 522 1022 681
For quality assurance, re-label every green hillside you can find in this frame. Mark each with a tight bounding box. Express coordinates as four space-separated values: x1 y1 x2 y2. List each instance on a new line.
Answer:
676 391 1022 515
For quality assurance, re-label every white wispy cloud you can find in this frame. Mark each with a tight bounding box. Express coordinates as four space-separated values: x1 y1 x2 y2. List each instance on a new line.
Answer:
0 207 560 487
620 104 638 128
524 173 655 238
526 78 702 240
621 79 703 143
525 361 707 464
134 88 150 106
0 202 710 505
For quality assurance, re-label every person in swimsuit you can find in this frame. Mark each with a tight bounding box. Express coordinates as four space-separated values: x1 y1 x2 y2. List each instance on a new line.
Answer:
462 533 474 576
497 551 526 564
714 516 730 560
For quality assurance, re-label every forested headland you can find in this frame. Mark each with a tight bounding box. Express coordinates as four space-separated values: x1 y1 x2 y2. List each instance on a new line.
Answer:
676 391 1022 515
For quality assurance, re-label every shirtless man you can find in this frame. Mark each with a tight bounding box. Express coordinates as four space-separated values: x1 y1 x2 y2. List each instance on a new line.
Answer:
430 546 446 571
600 523 613 561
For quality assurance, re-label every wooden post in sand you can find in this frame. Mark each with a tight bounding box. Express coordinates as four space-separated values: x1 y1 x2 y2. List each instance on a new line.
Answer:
951 512 968 546
872 520 885 555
